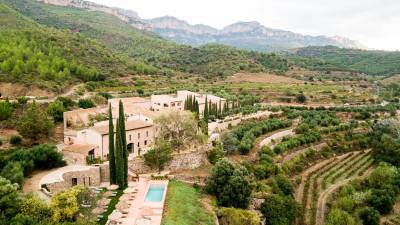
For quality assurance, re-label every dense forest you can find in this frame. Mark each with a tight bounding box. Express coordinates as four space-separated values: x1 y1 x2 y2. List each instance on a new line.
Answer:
0 29 128 91
290 46 400 76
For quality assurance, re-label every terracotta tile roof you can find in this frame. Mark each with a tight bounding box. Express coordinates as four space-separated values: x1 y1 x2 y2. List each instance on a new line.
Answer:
91 119 153 135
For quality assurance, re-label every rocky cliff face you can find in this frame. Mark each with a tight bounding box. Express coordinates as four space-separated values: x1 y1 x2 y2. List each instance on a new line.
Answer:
39 0 139 22
139 18 365 51
39 0 365 52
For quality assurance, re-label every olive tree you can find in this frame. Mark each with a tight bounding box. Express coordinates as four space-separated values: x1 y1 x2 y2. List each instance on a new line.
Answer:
155 111 198 150
17 103 54 140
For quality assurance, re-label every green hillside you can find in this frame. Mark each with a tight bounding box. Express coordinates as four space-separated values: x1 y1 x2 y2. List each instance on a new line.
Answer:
0 29 128 91
0 1 129 91
290 46 400 76
0 2 37 29
3 0 289 77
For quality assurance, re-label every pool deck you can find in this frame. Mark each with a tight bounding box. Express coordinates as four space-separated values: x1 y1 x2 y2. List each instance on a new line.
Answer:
118 178 169 225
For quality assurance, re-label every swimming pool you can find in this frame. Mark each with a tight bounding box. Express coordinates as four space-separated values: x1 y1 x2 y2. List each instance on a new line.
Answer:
145 185 165 202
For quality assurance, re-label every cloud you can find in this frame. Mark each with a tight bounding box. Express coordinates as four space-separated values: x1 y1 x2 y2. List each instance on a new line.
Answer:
91 0 400 50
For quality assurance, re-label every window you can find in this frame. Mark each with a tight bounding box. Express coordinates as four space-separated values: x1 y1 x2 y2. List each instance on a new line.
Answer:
129 135 132 141
145 140 148 146
88 150 95 161
138 133 140 139
137 142 140 147
177 102 181 106
72 178 78 186
171 103 175 107
146 131 149 137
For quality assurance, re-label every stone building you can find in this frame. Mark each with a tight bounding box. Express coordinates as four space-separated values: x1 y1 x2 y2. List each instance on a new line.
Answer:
62 90 225 164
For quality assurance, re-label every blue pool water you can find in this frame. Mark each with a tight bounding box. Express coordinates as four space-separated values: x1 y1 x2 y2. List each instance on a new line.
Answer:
145 185 165 202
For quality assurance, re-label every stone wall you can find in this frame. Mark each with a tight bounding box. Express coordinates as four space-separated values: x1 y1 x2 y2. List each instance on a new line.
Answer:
44 167 101 193
128 146 208 174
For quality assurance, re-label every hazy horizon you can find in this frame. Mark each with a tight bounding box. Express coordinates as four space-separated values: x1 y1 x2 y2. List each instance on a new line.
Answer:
90 0 400 51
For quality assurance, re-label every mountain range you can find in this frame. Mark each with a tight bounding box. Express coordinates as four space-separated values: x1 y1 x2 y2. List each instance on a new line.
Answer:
39 0 365 52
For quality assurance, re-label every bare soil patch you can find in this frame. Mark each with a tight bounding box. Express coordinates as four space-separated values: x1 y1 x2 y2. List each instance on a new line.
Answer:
0 82 53 98
225 72 303 84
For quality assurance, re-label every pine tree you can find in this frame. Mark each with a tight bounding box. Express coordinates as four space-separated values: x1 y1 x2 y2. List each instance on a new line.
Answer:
118 101 128 188
108 104 116 185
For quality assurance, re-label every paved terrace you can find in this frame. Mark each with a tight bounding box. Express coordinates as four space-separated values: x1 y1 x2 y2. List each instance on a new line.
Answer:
108 178 169 225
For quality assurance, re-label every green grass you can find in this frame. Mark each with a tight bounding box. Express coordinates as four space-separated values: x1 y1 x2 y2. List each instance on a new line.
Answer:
161 180 215 225
98 189 123 225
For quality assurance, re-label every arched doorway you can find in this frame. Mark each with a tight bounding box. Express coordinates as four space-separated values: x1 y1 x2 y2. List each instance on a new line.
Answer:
127 143 134 154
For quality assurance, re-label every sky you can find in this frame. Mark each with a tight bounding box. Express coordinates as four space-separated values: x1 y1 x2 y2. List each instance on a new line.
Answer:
90 0 400 51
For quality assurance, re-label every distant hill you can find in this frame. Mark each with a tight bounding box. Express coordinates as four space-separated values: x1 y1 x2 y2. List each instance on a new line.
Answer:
289 46 400 76
35 0 364 52
138 17 365 52
3 0 290 79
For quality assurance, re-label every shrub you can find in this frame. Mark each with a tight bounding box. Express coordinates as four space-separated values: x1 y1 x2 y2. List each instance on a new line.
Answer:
221 133 239 154
47 100 65 122
359 207 380 225
16 103 54 140
97 92 112 100
206 159 254 208
368 188 396 214
218 208 260 225
0 161 24 187
16 96 28 105
275 174 294 196
332 196 355 212
0 101 13 121
78 99 95 109
208 145 224 164
9 135 22 145
326 208 355 225
55 97 75 109
296 93 307 103
30 145 66 169
260 194 301 225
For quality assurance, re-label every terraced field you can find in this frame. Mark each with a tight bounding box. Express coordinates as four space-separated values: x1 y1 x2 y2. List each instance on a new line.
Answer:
295 150 374 225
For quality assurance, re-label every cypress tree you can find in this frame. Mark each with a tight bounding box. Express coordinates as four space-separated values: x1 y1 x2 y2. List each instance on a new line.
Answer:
208 100 212 116
118 101 128 188
194 99 199 119
192 96 196 112
115 119 124 188
184 96 189 110
188 95 193 111
204 96 209 121
108 104 116 185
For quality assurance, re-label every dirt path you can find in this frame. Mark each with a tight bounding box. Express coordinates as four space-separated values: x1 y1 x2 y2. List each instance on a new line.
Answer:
315 167 374 225
259 128 294 148
202 197 219 225
294 152 352 202
33 83 84 103
279 142 327 164
22 168 60 201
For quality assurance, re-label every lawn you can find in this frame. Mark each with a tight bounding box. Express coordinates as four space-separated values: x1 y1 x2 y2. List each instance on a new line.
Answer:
161 180 215 225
